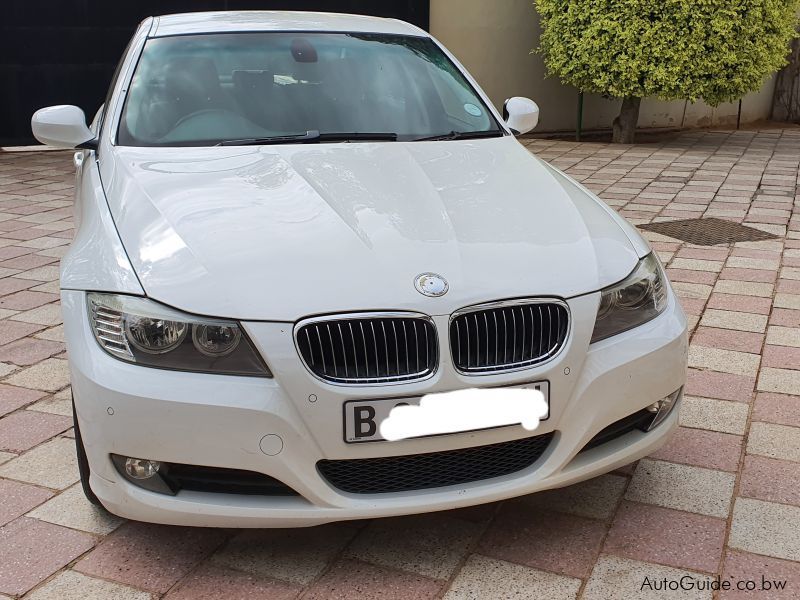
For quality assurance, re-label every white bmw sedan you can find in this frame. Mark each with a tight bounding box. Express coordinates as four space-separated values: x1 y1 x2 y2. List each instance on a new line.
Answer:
32 11 687 527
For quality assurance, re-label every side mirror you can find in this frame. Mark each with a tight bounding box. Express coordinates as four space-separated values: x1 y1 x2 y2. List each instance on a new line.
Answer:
31 105 96 149
503 97 540 135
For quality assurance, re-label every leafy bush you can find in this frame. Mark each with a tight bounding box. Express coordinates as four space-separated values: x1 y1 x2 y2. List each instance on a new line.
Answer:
535 0 800 142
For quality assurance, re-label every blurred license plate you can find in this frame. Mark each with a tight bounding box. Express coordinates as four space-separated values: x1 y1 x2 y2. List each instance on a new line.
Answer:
343 381 549 443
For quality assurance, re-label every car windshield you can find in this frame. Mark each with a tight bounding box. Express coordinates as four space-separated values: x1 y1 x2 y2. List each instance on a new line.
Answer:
118 32 503 146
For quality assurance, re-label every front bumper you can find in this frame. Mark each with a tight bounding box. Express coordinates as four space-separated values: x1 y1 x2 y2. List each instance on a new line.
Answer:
62 289 688 527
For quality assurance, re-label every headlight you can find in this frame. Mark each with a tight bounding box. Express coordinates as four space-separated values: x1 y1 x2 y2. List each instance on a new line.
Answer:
87 293 271 376
591 253 668 343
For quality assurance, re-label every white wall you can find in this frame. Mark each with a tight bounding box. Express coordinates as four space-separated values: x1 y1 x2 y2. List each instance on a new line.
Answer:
430 0 776 132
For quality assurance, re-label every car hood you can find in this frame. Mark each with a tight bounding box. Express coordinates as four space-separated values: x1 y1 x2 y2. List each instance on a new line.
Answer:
102 137 641 321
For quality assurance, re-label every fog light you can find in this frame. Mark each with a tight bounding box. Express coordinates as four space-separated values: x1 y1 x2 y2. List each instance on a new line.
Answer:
124 457 161 480
646 388 681 431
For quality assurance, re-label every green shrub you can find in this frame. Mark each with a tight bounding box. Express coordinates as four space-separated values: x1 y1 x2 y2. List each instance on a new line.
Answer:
535 0 800 142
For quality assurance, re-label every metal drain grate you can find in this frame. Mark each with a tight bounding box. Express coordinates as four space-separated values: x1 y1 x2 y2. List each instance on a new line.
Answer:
638 218 778 246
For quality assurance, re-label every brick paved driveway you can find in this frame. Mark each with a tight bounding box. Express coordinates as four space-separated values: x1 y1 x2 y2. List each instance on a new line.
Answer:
0 129 799 599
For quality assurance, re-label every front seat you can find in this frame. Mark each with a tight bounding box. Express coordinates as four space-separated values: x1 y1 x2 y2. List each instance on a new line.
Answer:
160 57 229 129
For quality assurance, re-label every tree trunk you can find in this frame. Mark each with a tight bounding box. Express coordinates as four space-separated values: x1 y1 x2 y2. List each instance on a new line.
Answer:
772 35 800 122
612 96 642 143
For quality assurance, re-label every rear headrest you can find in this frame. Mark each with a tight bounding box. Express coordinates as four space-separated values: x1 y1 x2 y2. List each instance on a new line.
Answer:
232 70 274 93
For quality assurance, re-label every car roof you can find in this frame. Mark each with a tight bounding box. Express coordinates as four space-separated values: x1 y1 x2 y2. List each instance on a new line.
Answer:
151 11 426 38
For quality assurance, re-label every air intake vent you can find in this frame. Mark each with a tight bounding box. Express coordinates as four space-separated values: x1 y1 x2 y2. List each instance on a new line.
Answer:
296 315 437 384
318 432 554 494
450 301 569 373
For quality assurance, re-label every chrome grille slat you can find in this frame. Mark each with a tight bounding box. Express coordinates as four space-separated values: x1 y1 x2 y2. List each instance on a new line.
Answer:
450 300 569 374
326 324 337 378
391 321 400 376
511 308 517 364
369 321 381 377
95 327 124 338
315 326 326 374
297 315 437 385
380 321 389 375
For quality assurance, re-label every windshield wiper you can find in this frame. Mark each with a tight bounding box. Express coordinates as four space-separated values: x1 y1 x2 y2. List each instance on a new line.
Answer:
317 132 398 142
412 130 504 142
216 130 322 146
216 131 398 146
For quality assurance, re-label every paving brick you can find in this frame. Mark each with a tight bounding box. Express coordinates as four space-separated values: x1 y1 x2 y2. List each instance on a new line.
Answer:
706 293 772 314
774 293 800 310
478 505 606 578
0 410 71 452
76 522 228 594
0 517 95 596
0 246 32 261
672 281 713 299
688 346 761 377
747 422 800 462
721 550 800 600
649 426 742 471
517 473 627 520
729 498 800 561
13 265 60 281
720 267 777 283
9 300 61 325
164 564 300 600
211 523 358 585
4 358 70 392
443 555 581 600
726 256 780 271
0 253 57 270
28 279 60 294
699 310 767 333
762 345 800 370
0 319 44 346
26 570 153 600
671 258 724 272
0 437 78 489
346 513 481 579
626 459 735 518
28 483 124 535
678 247 730 261
604 501 726 572
758 367 800 396
767 326 800 348
753 392 800 427
739 455 800 507
666 268 718 285
680 396 749 434
0 290 56 310
686 369 756 402
304 559 443 600
0 479 52 527
0 383 46 417
0 337 64 366
583 555 711 600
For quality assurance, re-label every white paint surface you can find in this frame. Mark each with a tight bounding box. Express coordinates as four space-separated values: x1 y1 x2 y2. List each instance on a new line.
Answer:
380 388 549 441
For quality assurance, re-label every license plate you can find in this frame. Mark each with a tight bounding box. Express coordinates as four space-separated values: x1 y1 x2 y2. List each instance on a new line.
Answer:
343 382 550 443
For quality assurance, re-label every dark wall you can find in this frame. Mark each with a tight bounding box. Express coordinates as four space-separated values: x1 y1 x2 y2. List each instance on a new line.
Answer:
0 0 430 145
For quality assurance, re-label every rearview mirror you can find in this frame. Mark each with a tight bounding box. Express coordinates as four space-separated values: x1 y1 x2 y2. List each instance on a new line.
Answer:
31 105 96 149
503 97 540 136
